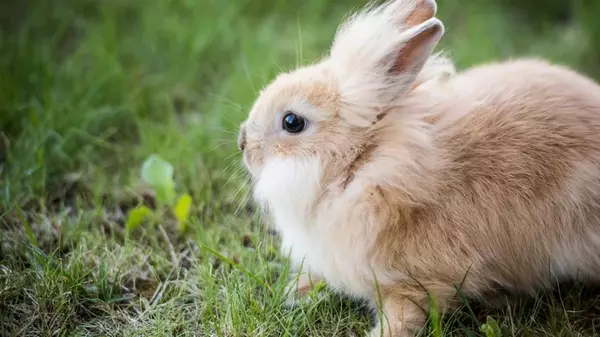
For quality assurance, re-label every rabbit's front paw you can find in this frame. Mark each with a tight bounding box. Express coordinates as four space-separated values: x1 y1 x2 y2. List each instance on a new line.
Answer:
283 272 326 307
368 322 414 337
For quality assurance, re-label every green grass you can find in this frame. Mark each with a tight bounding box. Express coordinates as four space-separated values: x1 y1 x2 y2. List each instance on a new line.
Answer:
1 0 600 336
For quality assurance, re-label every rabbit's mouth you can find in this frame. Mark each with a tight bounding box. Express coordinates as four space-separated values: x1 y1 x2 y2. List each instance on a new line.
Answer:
241 145 265 180
242 154 260 180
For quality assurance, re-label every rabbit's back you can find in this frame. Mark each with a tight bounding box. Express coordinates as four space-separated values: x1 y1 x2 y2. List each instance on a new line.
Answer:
440 59 600 203
411 58 600 293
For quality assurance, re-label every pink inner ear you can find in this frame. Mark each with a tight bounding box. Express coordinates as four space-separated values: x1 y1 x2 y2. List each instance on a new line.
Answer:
404 0 436 27
390 23 441 74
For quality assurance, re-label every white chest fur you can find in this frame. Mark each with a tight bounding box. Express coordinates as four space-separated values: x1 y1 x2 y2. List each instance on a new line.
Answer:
253 157 398 298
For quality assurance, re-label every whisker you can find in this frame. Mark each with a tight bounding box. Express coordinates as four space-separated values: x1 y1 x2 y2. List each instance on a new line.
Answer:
222 154 243 171
221 155 242 169
205 126 240 135
223 177 252 227
231 189 252 221
240 54 258 94
223 114 244 130
272 62 285 74
224 151 242 161
223 165 249 190
208 139 236 146
207 93 245 112
296 16 304 68
206 141 232 154
216 160 242 181
224 169 246 189
233 176 251 200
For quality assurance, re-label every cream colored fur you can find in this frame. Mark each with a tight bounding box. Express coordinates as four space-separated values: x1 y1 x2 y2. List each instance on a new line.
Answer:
238 0 600 336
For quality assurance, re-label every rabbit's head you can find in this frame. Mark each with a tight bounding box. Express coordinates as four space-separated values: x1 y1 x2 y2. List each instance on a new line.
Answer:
238 0 452 216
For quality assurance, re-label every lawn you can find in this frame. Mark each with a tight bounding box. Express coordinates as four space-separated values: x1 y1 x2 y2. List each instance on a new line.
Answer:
1 0 600 336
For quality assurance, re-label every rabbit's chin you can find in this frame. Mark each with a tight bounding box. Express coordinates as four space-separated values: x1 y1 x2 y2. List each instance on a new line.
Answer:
253 156 322 227
252 156 326 272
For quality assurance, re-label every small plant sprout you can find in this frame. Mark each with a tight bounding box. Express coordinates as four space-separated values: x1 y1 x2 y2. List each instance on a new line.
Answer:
125 154 193 236
306 279 327 300
480 316 503 337
125 205 153 236
173 193 193 233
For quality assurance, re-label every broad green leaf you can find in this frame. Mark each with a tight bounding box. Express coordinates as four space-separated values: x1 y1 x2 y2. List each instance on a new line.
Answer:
174 193 193 232
141 154 176 205
126 205 153 232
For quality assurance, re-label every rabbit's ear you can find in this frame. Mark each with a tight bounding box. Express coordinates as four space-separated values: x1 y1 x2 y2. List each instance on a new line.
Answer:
403 0 437 28
330 0 443 80
329 0 448 124
386 0 443 76
388 18 444 76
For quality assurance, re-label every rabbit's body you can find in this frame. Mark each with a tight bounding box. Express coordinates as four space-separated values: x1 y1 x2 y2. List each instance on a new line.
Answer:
239 1 600 336
372 58 600 294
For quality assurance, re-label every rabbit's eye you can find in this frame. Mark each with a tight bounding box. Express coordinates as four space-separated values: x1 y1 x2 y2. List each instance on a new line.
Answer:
282 112 306 133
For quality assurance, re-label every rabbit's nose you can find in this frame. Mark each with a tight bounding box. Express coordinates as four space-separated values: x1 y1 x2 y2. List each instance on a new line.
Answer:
238 124 247 151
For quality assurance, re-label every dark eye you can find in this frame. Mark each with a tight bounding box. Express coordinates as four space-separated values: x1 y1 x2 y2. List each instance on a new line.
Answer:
282 111 306 133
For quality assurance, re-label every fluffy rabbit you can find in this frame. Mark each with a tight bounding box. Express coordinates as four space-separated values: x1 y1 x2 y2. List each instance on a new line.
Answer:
237 0 600 336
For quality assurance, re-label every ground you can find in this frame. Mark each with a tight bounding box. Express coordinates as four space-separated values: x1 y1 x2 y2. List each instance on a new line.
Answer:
1 0 600 336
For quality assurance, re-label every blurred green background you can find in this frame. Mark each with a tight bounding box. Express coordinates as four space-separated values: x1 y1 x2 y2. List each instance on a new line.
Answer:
2 0 600 336
2 0 600 207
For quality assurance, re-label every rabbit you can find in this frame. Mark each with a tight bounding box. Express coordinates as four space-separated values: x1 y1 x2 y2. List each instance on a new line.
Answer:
236 0 600 336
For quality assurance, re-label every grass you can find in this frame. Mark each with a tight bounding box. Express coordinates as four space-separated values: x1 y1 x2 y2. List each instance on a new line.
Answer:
1 0 600 336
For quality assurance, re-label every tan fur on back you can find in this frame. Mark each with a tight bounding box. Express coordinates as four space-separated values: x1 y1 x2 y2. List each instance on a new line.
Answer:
238 1 600 336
